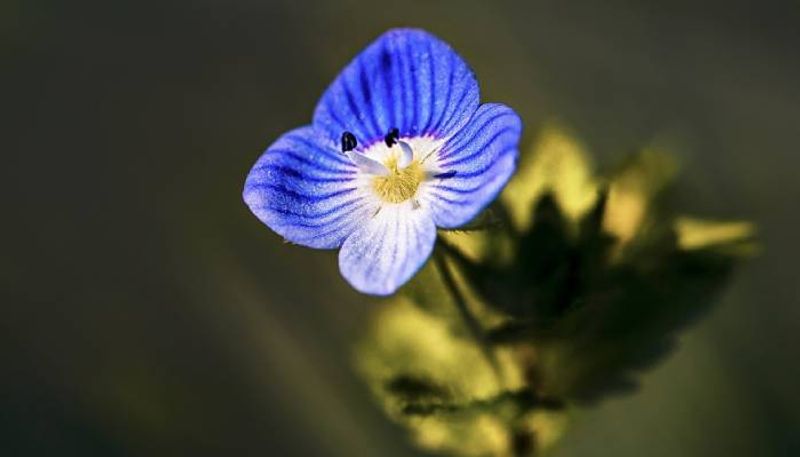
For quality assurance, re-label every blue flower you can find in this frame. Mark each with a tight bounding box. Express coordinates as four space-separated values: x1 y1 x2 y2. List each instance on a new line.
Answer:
243 28 522 296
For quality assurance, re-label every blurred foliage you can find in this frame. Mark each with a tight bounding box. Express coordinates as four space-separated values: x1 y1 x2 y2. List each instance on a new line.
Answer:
354 124 757 456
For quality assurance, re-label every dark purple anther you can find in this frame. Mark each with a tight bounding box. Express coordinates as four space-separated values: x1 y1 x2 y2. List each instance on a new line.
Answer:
384 127 400 147
341 131 357 153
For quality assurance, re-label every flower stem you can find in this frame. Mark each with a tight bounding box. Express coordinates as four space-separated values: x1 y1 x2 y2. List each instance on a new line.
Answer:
434 247 503 381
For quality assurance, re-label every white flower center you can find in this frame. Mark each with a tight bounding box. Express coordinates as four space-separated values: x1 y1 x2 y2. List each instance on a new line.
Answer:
345 136 442 204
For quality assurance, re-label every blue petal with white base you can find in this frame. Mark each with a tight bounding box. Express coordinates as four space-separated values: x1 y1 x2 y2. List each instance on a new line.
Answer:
243 126 379 249
339 202 437 296
243 28 522 296
423 103 522 228
313 28 479 146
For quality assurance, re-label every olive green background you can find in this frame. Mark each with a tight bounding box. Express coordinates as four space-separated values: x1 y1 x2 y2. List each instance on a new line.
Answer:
3 0 799 455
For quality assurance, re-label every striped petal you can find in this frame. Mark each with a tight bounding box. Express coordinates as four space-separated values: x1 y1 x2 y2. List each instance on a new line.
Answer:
243 126 378 249
313 28 479 148
339 202 436 296
423 103 522 228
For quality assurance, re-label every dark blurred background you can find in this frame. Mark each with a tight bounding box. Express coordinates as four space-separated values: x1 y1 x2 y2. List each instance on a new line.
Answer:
3 0 799 455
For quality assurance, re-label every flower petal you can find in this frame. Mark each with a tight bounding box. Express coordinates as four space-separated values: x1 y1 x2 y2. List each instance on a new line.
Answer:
422 103 522 228
339 203 436 296
313 28 479 147
243 126 378 249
